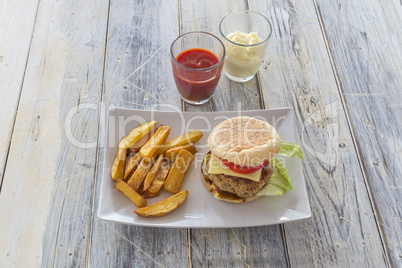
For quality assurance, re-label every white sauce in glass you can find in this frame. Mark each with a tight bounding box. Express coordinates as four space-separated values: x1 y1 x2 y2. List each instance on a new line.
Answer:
224 31 264 78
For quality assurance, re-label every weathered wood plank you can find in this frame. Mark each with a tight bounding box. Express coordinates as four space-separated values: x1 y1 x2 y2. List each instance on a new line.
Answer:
0 0 39 182
0 0 109 266
89 0 187 267
179 1 289 267
316 0 402 266
249 0 389 267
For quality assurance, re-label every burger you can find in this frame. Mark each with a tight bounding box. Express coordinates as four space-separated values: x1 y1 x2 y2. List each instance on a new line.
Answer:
201 116 295 203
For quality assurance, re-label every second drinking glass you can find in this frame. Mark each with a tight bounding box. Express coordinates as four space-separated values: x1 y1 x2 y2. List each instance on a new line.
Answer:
219 10 272 82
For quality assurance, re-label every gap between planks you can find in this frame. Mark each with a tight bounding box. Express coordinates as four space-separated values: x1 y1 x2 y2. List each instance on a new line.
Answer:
0 1 41 192
186 228 192 268
280 224 292 268
311 1 392 267
85 0 113 267
177 0 194 266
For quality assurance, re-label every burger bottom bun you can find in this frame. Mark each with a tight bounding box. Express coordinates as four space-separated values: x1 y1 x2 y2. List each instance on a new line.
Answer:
201 158 262 204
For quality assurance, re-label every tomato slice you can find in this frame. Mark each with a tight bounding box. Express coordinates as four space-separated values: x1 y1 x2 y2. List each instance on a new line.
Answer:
221 159 267 174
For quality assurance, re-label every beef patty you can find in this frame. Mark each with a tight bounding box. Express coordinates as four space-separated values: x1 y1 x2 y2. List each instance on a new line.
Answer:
202 153 273 198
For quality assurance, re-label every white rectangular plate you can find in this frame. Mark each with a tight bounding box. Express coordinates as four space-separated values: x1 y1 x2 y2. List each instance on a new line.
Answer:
98 107 311 228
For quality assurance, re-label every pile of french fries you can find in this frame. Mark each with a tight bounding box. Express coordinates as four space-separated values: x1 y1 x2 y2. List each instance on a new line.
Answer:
111 121 203 217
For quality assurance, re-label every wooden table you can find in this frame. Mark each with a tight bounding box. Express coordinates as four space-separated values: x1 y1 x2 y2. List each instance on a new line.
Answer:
1 0 401 267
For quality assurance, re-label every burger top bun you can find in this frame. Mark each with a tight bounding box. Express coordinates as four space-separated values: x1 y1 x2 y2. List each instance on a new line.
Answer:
207 116 281 166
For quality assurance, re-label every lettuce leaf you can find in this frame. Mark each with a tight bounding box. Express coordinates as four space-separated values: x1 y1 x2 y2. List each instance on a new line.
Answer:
257 157 294 196
256 141 303 196
278 141 304 159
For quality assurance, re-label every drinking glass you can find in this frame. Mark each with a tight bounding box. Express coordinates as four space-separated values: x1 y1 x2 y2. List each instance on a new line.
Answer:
219 10 272 82
171 31 225 105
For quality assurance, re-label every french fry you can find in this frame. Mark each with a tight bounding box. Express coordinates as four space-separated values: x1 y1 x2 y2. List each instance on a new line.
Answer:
165 143 196 162
139 126 171 160
143 154 163 191
158 130 203 155
143 190 160 199
114 180 147 208
111 123 204 218
163 149 194 194
136 181 145 195
111 147 127 182
119 121 157 149
124 153 142 180
128 127 160 154
147 159 170 194
127 158 153 191
134 190 188 217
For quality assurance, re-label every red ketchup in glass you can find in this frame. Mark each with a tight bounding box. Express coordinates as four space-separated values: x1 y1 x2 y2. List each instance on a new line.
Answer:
172 48 222 102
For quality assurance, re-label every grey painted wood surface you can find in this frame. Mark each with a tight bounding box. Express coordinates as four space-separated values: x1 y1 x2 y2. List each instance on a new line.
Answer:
0 0 400 267
0 0 109 266
316 0 402 266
